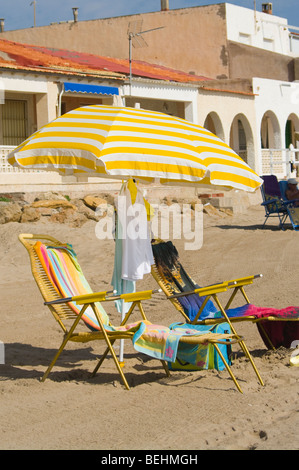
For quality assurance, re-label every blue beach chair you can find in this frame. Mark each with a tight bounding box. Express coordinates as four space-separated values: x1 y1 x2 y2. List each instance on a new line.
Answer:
260 175 288 229
279 180 299 231
261 175 299 230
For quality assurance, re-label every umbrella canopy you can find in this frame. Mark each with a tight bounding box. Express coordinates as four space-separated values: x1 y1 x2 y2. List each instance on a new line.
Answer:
7 105 262 192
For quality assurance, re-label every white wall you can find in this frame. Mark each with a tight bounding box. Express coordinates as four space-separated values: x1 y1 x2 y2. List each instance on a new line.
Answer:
252 78 299 174
122 81 199 124
197 89 258 170
290 34 299 56
226 3 291 55
253 78 299 141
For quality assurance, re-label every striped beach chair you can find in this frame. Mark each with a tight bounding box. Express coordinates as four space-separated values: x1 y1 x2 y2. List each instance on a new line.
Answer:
19 233 245 392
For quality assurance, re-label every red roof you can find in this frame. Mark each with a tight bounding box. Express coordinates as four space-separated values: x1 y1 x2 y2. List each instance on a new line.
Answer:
0 38 211 83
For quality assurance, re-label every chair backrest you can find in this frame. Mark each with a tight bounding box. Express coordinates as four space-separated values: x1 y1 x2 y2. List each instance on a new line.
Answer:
151 240 218 322
260 175 286 214
19 234 109 332
261 175 282 197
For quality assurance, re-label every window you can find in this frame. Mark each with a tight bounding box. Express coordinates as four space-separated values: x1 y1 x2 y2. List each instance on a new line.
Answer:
239 33 251 45
263 38 274 52
1 100 27 145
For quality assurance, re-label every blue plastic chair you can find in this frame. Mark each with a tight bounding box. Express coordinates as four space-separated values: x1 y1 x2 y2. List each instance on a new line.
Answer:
261 175 289 229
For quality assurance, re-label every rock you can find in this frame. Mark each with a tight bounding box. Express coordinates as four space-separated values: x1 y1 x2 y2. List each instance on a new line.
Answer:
0 192 27 203
219 208 233 216
49 209 87 228
190 200 202 210
72 198 102 221
31 199 77 210
33 192 67 201
36 207 54 217
203 203 226 217
20 207 41 223
102 192 116 206
83 195 108 211
0 202 22 224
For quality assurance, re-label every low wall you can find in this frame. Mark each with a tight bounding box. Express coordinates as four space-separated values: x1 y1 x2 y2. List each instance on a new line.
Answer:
0 179 262 213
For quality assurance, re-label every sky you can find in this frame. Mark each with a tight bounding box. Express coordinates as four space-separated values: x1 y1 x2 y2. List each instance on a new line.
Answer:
0 0 298 32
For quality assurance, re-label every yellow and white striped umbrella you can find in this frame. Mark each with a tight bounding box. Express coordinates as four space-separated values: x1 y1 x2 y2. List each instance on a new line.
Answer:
7 105 262 192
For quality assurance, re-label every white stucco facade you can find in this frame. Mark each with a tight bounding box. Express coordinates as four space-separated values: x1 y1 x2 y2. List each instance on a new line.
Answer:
226 3 294 55
252 78 299 176
122 79 199 124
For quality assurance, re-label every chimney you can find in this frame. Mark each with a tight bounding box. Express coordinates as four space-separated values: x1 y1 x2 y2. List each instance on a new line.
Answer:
0 19 4 32
161 0 169 11
262 3 273 15
72 7 78 22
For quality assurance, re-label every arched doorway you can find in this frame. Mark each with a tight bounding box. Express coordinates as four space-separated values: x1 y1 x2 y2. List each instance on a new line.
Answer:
229 114 254 167
203 112 225 141
285 113 299 148
260 111 282 176
260 111 281 149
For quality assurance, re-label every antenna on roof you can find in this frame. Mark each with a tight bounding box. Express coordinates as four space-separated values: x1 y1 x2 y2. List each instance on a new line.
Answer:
30 0 36 27
127 20 165 94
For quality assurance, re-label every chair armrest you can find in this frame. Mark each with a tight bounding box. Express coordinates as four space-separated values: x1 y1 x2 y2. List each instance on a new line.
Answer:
226 274 263 288
44 290 112 305
109 289 161 303
261 198 279 206
45 289 162 306
168 281 230 300
167 275 262 302
283 199 299 206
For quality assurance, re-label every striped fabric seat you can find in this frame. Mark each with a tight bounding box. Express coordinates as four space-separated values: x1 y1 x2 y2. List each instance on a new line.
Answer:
34 240 110 331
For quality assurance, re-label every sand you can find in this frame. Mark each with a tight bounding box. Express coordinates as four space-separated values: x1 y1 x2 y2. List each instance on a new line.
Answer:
0 203 298 450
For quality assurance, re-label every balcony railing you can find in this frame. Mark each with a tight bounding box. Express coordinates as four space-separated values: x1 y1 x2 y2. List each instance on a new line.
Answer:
0 146 42 173
261 146 299 178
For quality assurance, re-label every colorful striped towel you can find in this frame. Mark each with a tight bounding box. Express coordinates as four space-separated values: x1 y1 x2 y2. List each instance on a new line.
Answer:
34 242 214 363
210 303 299 321
34 241 110 330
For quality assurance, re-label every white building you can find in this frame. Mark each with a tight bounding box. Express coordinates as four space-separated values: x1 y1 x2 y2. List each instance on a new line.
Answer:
226 2 298 56
0 2 299 193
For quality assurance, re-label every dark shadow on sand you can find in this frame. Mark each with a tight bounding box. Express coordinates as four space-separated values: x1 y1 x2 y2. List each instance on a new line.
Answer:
0 342 170 386
217 223 294 231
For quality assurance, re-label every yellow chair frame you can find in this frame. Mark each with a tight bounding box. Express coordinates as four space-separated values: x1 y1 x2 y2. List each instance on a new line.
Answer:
19 233 245 392
151 264 264 387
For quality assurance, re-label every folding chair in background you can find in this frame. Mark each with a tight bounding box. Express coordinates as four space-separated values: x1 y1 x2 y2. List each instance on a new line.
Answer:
279 179 299 231
260 175 289 229
19 233 245 392
261 175 299 230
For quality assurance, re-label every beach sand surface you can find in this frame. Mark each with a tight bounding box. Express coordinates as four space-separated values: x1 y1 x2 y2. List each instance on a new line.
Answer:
0 204 298 450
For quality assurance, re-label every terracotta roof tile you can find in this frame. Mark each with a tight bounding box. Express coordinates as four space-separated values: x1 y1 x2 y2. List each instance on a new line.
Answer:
0 38 124 79
0 38 211 83
200 86 256 96
31 45 210 82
